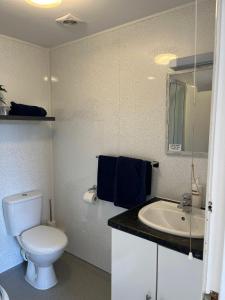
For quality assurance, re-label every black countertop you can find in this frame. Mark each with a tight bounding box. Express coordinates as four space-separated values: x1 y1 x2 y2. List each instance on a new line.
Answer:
108 197 204 260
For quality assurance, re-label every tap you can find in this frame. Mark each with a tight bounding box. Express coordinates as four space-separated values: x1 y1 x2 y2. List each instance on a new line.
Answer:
177 193 192 212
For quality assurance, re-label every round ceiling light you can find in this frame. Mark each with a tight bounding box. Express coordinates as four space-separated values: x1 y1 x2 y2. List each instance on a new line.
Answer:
25 0 62 8
154 53 177 65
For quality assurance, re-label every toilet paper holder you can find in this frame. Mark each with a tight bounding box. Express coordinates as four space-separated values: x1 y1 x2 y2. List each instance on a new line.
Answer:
88 185 97 192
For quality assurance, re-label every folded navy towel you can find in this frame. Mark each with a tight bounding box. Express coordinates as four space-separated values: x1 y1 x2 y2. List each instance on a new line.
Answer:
97 155 117 202
9 101 47 117
114 156 152 209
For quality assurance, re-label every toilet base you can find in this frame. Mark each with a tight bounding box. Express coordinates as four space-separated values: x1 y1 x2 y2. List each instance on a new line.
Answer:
25 260 58 290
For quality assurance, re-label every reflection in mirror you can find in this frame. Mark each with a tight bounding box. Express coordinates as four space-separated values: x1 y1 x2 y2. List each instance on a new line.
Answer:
167 66 212 155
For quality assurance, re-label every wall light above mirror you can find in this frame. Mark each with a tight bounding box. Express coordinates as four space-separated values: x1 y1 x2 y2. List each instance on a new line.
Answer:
154 53 177 65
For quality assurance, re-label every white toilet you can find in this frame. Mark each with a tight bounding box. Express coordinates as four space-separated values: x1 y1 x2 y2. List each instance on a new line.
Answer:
2 191 68 290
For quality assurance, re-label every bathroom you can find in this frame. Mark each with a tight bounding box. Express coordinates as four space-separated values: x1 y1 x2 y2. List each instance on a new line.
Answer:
0 0 225 299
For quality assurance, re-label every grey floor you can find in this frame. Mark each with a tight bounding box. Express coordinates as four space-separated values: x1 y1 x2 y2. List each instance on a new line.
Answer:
0 252 111 300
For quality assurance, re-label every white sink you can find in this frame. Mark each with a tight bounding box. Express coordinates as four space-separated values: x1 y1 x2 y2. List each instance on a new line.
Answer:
138 200 205 238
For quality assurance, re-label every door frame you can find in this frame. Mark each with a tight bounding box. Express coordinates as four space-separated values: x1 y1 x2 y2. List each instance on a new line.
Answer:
202 0 225 297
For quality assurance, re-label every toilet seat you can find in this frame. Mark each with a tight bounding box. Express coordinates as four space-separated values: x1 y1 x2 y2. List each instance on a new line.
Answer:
21 225 67 255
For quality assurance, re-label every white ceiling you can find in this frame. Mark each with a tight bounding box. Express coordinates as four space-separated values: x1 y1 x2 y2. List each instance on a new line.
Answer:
0 0 193 48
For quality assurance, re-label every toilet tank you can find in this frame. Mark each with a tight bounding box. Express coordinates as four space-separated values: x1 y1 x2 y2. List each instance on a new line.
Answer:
2 191 42 236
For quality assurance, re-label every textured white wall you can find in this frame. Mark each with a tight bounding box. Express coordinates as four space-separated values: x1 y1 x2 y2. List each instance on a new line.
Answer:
51 1 215 272
0 35 52 273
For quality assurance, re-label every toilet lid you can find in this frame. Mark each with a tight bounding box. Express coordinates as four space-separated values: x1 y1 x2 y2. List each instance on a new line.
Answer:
21 225 68 255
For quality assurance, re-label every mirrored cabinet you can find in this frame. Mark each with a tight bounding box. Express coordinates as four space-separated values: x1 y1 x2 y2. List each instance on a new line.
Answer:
167 66 213 156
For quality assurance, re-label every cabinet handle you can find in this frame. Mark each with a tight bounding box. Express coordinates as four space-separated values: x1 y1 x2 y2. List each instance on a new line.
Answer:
146 293 152 300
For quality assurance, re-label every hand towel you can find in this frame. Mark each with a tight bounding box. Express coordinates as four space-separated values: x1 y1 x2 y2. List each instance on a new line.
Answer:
114 156 152 209
97 155 117 202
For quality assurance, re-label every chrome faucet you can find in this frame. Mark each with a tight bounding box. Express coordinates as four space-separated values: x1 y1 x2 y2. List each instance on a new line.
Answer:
177 193 192 212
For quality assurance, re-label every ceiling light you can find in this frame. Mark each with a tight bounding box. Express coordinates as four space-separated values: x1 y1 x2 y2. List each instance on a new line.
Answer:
147 76 156 80
25 0 62 8
154 53 177 65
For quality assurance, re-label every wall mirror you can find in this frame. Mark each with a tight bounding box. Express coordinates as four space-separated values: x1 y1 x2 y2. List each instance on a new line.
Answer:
167 66 213 156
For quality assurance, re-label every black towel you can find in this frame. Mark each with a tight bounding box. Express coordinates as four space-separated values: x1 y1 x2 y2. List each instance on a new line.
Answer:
9 101 47 117
145 161 152 195
97 155 117 202
114 156 152 209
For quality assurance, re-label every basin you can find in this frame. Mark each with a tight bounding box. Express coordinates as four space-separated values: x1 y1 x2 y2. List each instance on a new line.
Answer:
138 200 205 238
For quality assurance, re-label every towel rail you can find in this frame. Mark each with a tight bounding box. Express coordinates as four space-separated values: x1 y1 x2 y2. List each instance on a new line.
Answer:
95 156 159 168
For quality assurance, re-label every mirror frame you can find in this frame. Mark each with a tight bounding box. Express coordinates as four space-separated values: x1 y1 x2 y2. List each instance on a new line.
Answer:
166 66 212 158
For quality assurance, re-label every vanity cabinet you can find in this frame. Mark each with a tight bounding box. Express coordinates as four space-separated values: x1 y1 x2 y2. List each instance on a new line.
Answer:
112 229 157 300
157 246 203 300
112 229 203 300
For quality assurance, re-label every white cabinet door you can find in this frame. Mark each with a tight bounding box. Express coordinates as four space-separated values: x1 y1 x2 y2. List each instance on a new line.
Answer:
157 246 203 300
112 229 157 300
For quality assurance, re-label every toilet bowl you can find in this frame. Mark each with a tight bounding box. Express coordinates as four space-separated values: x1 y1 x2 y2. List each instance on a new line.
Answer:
18 225 67 290
2 191 68 290
0 285 9 300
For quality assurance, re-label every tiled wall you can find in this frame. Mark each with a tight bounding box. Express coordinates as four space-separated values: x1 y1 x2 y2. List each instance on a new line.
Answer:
50 1 215 272
0 35 52 273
